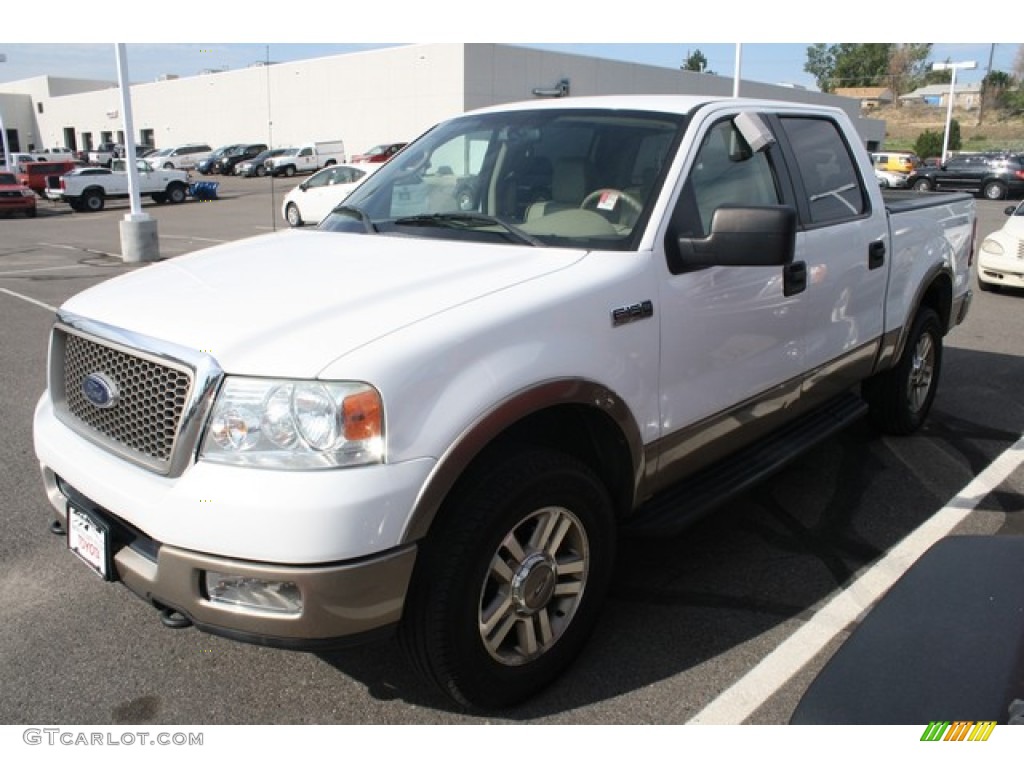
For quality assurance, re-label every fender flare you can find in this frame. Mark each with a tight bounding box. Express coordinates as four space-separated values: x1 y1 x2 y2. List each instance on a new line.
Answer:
400 378 645 544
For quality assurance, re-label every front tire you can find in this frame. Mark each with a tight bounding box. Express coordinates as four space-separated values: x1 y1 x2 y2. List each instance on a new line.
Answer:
912 178 933 192
285 203 303 227
399 448 615 710
863 307 943 435
167 183 187 204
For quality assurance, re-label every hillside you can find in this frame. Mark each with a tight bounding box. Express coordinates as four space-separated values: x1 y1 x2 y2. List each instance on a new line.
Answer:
871 103 1024 152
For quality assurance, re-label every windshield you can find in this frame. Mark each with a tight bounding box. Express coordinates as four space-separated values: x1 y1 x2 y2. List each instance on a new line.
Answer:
321 107 685 250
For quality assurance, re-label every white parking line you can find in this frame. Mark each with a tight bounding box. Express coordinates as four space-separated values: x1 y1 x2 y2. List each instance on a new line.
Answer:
160 235 228 243
688 434 1024 724
0 264 89 278
0 287 57 313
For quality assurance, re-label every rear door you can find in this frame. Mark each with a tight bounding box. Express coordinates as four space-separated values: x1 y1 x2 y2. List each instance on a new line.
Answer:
935 156 980 192
771 113 887 394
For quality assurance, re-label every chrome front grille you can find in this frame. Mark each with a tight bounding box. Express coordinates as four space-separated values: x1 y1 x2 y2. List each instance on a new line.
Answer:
62 332 192 463
50 316 223 477
1016 239 1024 260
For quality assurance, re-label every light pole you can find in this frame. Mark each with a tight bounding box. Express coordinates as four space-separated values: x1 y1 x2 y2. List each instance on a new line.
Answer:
932 60 977 163
0 53 9 171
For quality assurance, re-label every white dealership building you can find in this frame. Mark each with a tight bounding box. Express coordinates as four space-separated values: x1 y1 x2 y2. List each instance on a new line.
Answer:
0 43 885 158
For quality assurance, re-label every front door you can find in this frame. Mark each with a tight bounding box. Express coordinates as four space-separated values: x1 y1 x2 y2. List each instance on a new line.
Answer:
656 112 807 477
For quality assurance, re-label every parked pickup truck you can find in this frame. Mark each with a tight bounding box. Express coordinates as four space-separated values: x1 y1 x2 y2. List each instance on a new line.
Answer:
33 95 975 710
265 140 345 177
87 142 119 167
46 158 190 211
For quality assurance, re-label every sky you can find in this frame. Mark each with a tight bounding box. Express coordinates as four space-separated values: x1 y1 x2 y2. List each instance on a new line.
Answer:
1 42 1016 92
2 2 1019 91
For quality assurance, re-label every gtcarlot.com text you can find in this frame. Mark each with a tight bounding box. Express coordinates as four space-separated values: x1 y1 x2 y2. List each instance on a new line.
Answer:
23 728 203 747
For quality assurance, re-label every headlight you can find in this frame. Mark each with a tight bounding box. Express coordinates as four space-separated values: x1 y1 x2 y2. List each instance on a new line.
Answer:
200 378 384 469
980 239 1004 256
21 188 34 197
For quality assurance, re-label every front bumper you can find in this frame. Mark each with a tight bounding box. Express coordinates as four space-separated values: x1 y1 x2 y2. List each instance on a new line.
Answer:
978 252 1024 289
43 468 417 647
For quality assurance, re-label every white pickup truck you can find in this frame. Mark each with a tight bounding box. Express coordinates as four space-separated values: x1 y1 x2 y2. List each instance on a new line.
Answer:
46 159 191 212
33 95 975 710
265 140 345 177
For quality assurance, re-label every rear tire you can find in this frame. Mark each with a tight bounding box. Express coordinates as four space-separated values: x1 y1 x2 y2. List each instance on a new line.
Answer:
82 190 104 212
863 307 942 435
399 448 615 710
983 181 1007 200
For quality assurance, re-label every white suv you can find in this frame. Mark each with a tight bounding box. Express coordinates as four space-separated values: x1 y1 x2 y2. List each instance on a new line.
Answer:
147 143 212 170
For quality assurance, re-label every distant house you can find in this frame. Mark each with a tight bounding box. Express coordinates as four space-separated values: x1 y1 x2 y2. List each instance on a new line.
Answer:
899 83 982 109
835 87 894 109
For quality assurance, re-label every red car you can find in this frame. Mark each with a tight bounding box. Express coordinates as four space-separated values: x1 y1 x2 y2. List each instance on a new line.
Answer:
17 160 83 197
0 171 37 217
350 142 406 163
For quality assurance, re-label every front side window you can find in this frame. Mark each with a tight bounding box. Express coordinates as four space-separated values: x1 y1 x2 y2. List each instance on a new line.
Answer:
321 108 686 250
684 117 781 238
781 117 866 225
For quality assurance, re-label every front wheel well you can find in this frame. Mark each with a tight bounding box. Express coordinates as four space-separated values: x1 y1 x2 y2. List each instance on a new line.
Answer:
447 405 636 526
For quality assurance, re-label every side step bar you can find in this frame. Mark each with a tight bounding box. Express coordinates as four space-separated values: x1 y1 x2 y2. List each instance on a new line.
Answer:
621 392 868 538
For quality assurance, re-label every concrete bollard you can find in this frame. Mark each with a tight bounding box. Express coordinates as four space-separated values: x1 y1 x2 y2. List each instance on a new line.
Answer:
119 214 160 263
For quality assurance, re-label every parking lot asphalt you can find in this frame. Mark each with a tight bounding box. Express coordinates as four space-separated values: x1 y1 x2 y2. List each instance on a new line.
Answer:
1 175 1023 729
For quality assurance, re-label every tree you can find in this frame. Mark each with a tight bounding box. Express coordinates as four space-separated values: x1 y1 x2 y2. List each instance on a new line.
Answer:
914 129 943 160
948 118 962 151
887 44 932 99
806 44 932 95
681 49 713 74
982 70 1014 114
804 43 894 92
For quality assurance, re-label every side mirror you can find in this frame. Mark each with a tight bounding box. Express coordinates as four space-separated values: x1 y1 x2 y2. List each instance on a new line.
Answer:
1005 205 1017 216
670 205 796 272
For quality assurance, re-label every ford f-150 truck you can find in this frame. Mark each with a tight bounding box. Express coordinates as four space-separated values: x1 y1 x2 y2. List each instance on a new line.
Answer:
46 158 190 212
33 95 975 710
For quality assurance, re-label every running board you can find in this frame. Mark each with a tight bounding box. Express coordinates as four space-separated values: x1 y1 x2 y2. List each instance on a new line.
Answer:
621 392 868 538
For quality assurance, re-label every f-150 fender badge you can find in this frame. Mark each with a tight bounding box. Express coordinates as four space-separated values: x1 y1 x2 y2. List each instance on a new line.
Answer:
82 372 119 409
611 300 654 327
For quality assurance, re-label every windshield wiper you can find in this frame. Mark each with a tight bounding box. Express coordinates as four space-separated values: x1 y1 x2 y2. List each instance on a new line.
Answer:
330 205 378 233
393 213 542 246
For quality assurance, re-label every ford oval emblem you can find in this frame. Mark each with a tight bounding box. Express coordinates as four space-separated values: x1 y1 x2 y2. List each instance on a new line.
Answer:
82 372 119 409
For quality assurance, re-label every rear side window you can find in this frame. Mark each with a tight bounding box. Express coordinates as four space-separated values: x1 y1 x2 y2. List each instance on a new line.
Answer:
782 117 866 226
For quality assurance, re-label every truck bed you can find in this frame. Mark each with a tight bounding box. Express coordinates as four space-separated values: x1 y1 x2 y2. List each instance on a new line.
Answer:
881 189 974 214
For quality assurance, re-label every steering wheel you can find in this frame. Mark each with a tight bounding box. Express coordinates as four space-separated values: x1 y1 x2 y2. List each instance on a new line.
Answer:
579 188 643 217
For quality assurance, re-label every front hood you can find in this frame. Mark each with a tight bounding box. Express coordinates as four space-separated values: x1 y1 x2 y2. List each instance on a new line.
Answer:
62 229 585 377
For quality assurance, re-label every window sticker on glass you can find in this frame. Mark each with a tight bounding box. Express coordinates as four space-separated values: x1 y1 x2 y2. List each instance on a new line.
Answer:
596 190 620 211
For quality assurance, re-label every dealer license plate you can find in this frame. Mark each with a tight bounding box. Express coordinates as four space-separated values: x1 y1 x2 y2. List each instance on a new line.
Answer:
67 504 112 580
